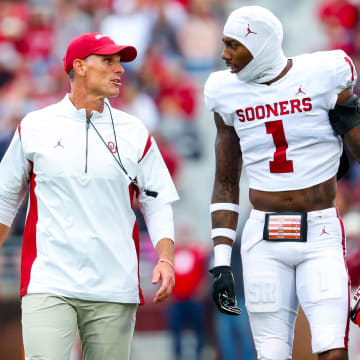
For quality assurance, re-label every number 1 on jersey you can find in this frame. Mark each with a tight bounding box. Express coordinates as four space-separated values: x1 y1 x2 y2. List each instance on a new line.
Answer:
265 120 294 173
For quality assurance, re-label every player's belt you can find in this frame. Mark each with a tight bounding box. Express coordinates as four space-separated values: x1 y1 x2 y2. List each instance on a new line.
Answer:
263 212 307 242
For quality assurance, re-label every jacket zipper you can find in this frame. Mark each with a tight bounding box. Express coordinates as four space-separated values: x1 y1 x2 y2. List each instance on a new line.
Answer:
85 113 90 174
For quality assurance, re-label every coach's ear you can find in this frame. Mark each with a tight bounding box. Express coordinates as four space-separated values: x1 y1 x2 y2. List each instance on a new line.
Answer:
73 59 87 77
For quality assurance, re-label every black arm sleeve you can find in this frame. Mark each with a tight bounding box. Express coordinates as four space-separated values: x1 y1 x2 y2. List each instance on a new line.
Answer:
329 94 360 136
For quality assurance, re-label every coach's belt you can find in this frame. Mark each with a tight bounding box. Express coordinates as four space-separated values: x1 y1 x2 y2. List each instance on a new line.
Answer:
263 212 307 242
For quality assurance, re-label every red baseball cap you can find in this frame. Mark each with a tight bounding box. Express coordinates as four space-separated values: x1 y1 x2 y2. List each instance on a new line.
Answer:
63 32 137 73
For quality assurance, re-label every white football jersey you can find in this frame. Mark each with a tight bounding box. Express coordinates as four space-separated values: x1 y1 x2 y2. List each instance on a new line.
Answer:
204 50 357 191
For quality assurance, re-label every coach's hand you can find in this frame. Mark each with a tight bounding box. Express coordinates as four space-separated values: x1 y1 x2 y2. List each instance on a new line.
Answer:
152 260 175 304
210 266 241 316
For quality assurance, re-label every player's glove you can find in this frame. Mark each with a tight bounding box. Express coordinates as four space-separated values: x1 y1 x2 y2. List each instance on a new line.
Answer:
209 265 241 316
351 285 360 327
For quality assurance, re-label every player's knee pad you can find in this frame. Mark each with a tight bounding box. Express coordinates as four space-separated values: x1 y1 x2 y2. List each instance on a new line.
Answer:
257 341 290 360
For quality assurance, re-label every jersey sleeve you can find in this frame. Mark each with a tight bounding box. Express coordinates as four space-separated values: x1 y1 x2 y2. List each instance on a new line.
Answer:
136 136 179 216
204 72 235 126
0 125 31 226
204 73 218 112
333 50 357 93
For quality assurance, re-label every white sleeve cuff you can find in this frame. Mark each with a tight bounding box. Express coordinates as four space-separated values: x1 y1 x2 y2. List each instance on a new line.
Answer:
143 203 175 248
0 193 23 227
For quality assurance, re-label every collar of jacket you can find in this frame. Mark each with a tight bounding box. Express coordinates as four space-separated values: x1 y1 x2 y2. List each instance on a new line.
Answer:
60 94 112 122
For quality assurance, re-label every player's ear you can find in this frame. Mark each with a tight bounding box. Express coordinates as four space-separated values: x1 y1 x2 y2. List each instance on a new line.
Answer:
73 59 87 77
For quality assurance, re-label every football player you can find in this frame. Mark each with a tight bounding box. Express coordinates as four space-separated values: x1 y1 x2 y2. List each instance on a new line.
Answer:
205 6 360 360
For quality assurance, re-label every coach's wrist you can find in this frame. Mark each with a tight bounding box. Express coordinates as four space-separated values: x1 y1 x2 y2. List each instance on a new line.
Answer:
158 258 175 270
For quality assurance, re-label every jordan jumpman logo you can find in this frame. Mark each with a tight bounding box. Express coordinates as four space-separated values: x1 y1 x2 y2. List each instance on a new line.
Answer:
245 24 257 37
54 139 64 148
296 86 306 95
320 226 329 236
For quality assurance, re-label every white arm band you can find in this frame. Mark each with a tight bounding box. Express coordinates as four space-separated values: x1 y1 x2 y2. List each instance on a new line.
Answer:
214 244 232 267
210 203 239 213
211 228 237 241
143 203 175 247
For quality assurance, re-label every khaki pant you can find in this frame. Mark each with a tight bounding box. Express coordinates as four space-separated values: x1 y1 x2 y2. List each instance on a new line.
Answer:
22 293 138 360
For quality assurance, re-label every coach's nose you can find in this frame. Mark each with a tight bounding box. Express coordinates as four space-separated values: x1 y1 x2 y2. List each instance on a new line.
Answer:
114 63 125 75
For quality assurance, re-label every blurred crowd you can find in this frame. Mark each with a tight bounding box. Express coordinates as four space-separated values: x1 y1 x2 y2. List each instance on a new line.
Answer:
0 0 227 166
1 0 360 359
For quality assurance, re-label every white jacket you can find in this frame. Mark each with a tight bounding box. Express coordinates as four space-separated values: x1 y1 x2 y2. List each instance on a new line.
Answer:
0 95 179 304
